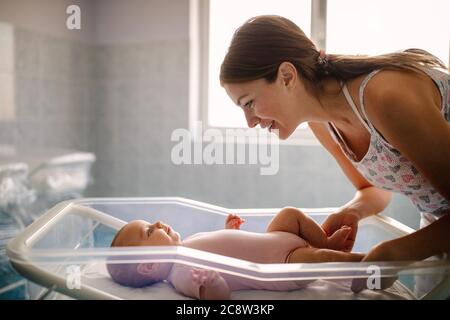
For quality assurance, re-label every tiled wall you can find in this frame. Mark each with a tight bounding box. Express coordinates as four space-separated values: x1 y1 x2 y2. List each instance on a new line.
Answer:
90 40 189 196
4 27 94 152
0 20 421 229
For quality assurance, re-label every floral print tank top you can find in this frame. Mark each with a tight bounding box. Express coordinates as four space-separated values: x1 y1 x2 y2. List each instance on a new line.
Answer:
327 67 450 217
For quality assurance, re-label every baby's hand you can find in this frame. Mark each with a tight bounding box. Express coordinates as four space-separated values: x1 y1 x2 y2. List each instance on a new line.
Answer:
327 226 352 251
225 214 245 229
191 268 222 287
191 268 231 300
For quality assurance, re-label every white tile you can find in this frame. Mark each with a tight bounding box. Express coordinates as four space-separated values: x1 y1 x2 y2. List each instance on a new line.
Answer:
0 22 14 73
14 28 39 77
0 72 15 121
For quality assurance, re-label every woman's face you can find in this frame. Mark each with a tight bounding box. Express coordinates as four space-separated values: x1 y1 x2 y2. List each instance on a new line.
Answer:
223 74 302 140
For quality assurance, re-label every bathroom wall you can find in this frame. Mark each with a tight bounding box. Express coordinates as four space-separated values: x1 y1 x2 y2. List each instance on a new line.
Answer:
0 0 421 229
0 0 95 153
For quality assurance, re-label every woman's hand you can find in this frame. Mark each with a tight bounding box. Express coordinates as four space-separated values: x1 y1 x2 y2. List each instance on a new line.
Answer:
351 240 399 293
352 213 450 293
225 214 245 229
321 208 360 252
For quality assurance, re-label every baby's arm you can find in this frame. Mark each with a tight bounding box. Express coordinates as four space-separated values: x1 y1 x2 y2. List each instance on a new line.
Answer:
192 269 231 300
170 265 230 300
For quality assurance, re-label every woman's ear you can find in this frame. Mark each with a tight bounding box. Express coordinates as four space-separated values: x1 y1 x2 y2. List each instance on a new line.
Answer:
136 263 155 275
278 62 297 88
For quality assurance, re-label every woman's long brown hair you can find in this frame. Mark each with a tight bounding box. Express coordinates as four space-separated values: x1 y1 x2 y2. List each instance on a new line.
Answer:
220 15 447 89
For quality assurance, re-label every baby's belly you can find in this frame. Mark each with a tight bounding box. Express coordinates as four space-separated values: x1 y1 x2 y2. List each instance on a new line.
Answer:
183 230 308 264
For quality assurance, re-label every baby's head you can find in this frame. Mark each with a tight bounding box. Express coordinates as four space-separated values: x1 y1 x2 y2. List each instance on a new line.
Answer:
111 220 181 247
107 220 181 287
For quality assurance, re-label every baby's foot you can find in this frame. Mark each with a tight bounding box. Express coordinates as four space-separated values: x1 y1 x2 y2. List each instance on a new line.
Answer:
327 226 352 251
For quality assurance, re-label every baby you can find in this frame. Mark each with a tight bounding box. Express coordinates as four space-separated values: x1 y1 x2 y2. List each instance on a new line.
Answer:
107 207 365 299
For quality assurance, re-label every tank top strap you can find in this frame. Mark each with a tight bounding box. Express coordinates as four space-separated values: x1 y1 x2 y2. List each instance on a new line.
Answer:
341 69 383 135
341 82 372 133
358 69 383 133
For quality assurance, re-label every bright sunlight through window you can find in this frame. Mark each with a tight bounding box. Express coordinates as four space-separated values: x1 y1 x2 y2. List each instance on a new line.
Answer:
326 0 450 64
208 0 311 128
207 0 449 130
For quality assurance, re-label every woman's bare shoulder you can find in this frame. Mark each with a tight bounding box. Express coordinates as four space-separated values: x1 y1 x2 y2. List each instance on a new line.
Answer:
363 68 442 116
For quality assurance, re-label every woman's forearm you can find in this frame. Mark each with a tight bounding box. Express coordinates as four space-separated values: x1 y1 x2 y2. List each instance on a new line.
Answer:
392 211 450 260
339 186 392 221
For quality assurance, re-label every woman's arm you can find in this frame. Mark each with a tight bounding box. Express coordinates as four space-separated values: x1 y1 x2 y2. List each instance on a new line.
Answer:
335 187 393 221
309 122 393 221
309 122 392 251
363 70 450 202
351 211 450 293
380 211 450 261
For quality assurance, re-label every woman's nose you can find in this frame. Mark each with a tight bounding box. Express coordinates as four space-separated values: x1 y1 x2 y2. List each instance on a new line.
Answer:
244 111 260 128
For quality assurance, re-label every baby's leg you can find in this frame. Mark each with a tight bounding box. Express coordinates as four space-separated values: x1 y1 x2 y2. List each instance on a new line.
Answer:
287 247 365 263
266 207 328 248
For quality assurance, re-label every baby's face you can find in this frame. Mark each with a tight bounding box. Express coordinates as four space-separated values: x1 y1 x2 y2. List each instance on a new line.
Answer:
114 220 181 247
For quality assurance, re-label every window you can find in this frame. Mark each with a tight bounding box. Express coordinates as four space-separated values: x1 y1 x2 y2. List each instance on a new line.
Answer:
190 0 449 145
190 0 315 145
326 0 450 65
208 0 311 129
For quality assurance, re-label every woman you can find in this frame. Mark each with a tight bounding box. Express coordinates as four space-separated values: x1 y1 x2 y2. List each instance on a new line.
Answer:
220 15 450 292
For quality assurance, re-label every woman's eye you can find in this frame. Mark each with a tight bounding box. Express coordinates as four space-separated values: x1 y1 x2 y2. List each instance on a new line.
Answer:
244 100 253 109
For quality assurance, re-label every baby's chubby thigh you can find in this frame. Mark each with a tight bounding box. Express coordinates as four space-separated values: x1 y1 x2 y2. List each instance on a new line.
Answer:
266 206 306 234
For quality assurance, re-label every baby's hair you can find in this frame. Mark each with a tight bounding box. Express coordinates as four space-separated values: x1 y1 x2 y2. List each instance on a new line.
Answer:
106 225 159 288
110 224 126 246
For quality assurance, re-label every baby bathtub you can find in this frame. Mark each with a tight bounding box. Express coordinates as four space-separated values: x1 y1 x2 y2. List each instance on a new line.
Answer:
6 197 450 300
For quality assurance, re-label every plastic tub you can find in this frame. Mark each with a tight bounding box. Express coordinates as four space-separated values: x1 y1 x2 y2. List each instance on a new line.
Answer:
0 163 34 299
0 146 95 196
6 197 450 300
0 147 95 299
